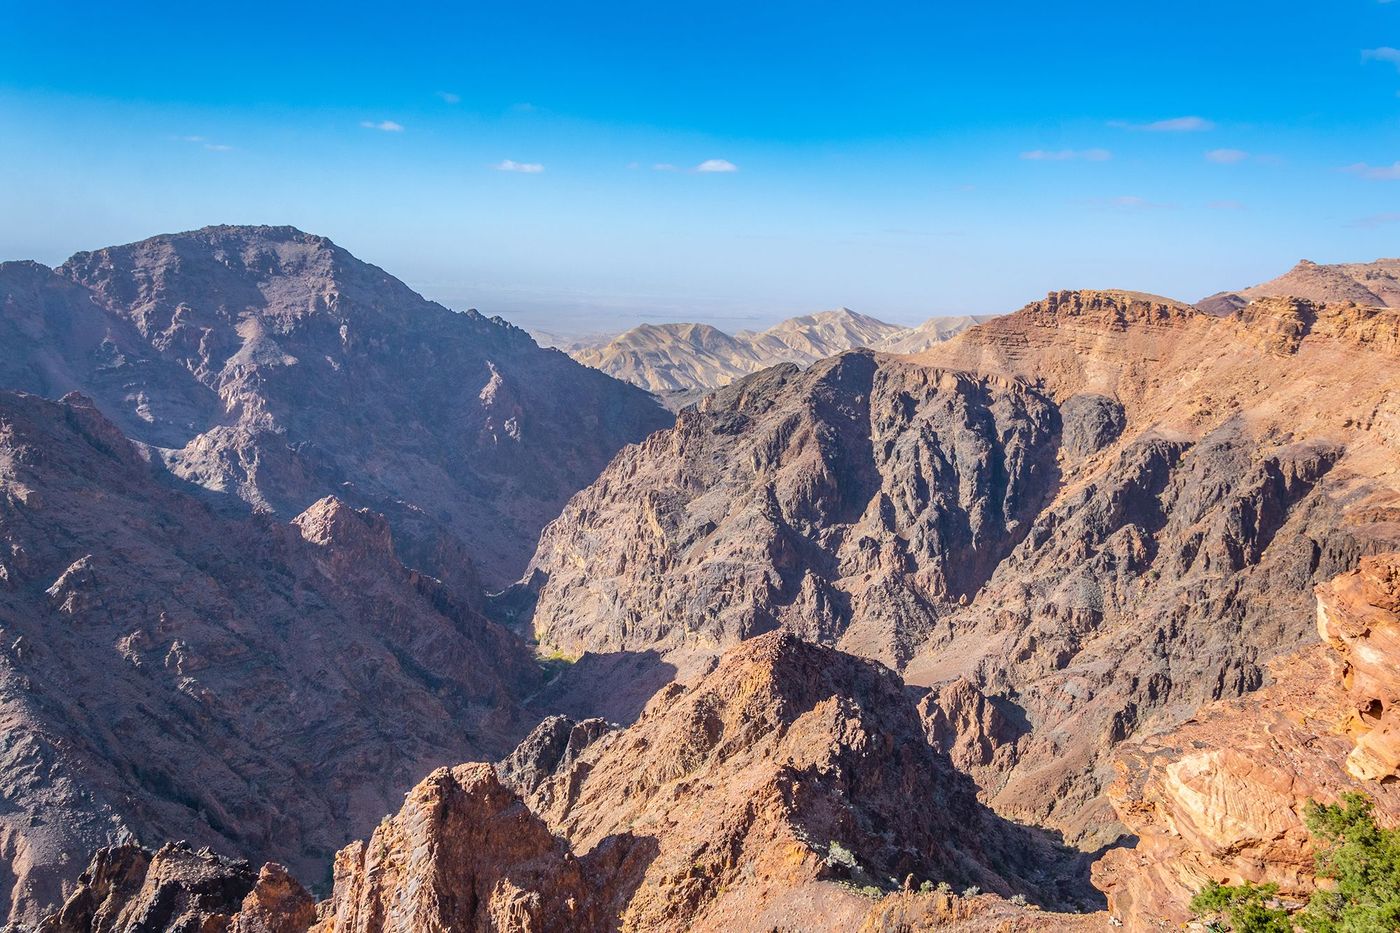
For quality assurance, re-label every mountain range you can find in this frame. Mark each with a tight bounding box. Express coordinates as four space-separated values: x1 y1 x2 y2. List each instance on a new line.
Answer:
566 309 992 396
3 235 1400 931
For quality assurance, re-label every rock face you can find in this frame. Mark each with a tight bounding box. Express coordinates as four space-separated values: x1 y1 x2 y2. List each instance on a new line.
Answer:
315 633 1095 933
523 288 1400 850
1197 257 1400 316
527 352 1061 666
35 841 314 933
0 390 540 924
1093 555 1400 928
0 226 670 587
570 308 982 394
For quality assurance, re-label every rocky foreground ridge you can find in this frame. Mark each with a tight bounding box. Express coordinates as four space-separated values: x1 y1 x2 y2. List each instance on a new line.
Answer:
32 555 1400 932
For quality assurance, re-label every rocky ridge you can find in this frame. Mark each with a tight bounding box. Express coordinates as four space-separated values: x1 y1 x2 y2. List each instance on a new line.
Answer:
313 632 1097 932
569 308 987 394
1197 257 1400 316
521 288 1400 849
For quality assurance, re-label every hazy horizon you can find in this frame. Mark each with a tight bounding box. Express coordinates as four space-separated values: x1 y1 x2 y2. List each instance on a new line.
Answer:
5 1 1399 334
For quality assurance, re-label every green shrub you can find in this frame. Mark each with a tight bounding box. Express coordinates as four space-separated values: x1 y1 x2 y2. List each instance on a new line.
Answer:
1192 793 1400 932
918 880 934 893
1297 793 1400 932
826 840 858 871
1189 881 1291 932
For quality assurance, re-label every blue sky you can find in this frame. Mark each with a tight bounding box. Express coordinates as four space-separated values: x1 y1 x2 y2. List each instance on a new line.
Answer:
3 1 1399 334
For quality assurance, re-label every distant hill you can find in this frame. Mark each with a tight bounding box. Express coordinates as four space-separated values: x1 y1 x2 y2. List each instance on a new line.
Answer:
569 308 991 392
1198 257 1400 315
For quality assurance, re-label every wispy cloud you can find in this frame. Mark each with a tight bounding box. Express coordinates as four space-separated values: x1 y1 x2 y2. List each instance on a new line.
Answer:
178 135 234 152
696 158 739 173
1020 148 1112 161
437 91 461 104
360 120 405 132
1110 115 1215 132
1079 195 1175 211
1342 161 1400 180
494 159 544 173
1363 47 1400 69
1207 199 1246 211
1349 211 1400 228
652 163 677 172
1205 148 1249 164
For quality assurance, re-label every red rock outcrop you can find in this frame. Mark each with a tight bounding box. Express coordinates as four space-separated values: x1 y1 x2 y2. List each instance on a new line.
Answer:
314 633 1098 933
310 764 605 933
1093 554 1400 928
34 841 313 933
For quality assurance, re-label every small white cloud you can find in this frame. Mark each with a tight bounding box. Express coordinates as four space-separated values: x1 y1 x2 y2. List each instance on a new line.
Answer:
1205 148 1249 164
696 158 739 173
438 91 462 104
511 102 538 113
360 120 405 132
1363 47 1400 69
494 159 544 173
1207 199 1246 211
652 163 678 172
1343 161 1400 180
1110 116 1215 132
1020 148 1112 161
181 135 207 143
203 143 234 152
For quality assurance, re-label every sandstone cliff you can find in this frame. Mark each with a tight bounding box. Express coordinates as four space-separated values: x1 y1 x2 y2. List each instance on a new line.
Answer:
1094 554 1400 928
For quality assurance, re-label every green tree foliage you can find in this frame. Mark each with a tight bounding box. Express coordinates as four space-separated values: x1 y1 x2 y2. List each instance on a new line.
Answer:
1189 881 1292 932
1297 793 1400 932
1190 793 1400 933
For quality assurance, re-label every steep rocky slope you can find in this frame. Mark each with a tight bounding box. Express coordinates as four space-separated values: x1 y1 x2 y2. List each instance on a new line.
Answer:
526 352 1061 666
313 633 1097 932
570 308 981 393
1198 257 1400 315
1095 554 1400 928
0 226 671 587
522 289 1400 849
0 390 540 925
